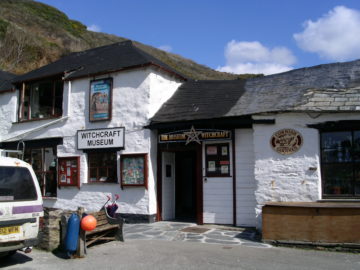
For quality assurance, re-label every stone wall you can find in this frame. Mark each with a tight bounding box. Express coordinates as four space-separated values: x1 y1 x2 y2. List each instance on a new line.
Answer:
38 207 72 251
252 112 360 229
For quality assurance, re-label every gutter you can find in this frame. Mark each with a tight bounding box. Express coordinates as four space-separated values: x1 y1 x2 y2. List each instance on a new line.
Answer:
1 116 69 142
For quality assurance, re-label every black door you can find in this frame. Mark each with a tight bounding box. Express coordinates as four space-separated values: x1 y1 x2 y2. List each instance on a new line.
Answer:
175 151 197 221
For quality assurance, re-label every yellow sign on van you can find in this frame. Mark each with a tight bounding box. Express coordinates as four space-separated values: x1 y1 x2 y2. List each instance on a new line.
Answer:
0 226 20 235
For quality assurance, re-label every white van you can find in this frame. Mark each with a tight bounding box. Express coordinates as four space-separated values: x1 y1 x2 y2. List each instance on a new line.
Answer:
0 156 43 258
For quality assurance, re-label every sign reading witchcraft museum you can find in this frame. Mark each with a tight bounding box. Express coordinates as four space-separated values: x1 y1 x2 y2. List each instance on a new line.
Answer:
77 127 125 150
159 126 231 144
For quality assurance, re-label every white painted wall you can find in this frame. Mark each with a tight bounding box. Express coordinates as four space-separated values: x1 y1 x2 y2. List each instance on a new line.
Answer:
0 67 182 216
203 141 233 224
0 91 18 140
148 71 182 118
235 129 257 227
252 112 360 229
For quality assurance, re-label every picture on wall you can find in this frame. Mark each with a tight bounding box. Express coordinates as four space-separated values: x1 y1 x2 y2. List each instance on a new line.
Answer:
120 154 148 188
89 78 112 121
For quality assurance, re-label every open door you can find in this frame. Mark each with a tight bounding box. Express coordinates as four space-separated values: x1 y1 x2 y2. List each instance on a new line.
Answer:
161 152 175 220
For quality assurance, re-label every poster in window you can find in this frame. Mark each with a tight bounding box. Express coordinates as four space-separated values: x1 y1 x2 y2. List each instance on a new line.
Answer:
206 146 217 155
208 161 216 172
221 165 229 174
205 143 230 177
89 78 112 121
121 154 147 187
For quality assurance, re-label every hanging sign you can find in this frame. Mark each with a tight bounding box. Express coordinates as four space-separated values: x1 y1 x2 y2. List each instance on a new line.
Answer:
159 126 231 144
89 78 112 121
270 128 303 155
77 127 125 150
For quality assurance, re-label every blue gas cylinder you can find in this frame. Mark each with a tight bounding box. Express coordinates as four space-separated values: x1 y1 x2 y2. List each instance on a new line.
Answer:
65 213 80 253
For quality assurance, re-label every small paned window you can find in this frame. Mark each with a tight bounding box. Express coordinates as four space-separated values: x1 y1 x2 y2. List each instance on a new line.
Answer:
19 79 63 121
23 147 57 197
88 152 117 183
205 143 230 177
321 130 360 197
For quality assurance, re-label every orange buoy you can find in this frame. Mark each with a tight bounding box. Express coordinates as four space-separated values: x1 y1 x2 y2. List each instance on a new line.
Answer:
81 215 97 231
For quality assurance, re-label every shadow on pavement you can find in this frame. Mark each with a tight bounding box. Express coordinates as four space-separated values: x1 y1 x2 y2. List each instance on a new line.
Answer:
0 252 33 268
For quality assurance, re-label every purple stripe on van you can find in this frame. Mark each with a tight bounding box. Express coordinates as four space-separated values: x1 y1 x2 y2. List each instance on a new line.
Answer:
12 205 43 214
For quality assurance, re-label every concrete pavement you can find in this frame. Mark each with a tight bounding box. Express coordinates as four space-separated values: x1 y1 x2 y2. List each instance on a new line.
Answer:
1 222 360 269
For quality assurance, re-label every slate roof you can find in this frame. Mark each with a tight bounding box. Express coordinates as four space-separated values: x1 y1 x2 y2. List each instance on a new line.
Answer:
13 41 186 83
150 59 360 124
0 70 16 93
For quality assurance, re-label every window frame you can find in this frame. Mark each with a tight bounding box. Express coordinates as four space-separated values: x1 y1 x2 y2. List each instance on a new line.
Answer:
320 129 360 199
18 79 63 122
204 142 231 178
87 151 118 184
23 147 57 198
120 153 148 189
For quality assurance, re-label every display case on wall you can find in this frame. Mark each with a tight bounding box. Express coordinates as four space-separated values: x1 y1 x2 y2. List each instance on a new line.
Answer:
120 153 148 189
58 157 80 188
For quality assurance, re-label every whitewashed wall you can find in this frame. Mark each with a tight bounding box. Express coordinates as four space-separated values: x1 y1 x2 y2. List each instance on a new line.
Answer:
252 112 360 229
0 67 182 216
0 91 17 139
235 129 257 227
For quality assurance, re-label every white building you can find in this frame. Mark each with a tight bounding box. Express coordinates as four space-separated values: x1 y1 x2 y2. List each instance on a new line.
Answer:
149 61 360 228
0 41 184 222
2 42 360 229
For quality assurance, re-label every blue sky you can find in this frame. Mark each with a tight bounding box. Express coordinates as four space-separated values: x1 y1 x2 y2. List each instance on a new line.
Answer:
38 0 360 75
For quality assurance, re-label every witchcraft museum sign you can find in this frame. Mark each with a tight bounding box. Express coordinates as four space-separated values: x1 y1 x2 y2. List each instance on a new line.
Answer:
159 126 231 144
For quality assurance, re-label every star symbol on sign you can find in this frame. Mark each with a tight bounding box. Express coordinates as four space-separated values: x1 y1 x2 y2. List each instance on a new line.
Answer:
184 126 202 145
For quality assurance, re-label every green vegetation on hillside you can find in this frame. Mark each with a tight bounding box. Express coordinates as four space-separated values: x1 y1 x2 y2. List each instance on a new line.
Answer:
0 0 260 80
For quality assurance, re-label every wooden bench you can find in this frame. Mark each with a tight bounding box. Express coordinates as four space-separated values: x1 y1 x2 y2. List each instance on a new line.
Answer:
85 208 124 247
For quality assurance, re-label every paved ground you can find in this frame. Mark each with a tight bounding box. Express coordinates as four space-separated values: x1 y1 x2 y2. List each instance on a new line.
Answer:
123 222 270 248
1 222 359 270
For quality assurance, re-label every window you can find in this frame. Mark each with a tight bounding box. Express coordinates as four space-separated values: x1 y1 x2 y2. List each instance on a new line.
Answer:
0 166 38 201
120 154 148 188
23 147 57 197
321 130 360 197
88 152 117 183
58 157 80 188
19 79 63 121
205 143 230 177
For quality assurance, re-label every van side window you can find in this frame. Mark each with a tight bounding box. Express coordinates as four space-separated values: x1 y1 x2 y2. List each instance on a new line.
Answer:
0 166 37 201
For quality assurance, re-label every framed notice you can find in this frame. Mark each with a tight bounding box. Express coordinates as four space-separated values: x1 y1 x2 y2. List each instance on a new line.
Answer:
89 78 112 121
58 157 80 188
120 153 148 189
205 143 230 177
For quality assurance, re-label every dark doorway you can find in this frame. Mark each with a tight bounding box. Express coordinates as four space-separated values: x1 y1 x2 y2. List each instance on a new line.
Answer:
175 151 197 221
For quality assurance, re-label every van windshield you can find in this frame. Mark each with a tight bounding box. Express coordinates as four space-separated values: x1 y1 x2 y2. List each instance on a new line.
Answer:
0 166 38 201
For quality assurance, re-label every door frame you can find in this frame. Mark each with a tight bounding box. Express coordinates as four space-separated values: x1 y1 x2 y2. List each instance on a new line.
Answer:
156 144 203 224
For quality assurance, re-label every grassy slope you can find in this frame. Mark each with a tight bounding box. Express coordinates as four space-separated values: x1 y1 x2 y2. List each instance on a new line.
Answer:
0 0 259 80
